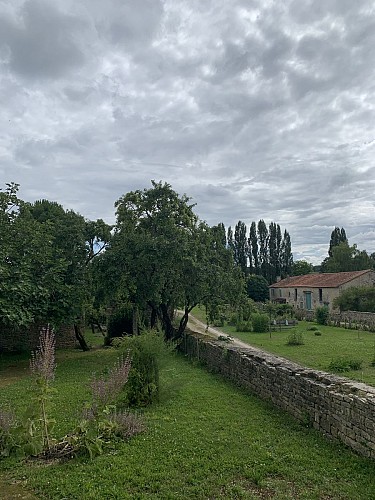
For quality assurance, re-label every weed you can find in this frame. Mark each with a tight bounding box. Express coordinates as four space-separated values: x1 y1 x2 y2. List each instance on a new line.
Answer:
286 331 304 346
328 357 362 372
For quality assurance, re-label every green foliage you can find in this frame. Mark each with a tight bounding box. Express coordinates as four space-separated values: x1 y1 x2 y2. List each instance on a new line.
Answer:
251 313 269 333
69 406 144 460
307 325 319 331
333 286 375 313
116 332 168 407
316 306 329 325
328 227 347 257
0 331 142 461
286 331 304 346
246 274 269 302
99 181 243 341
235 320 252 332
314 330 322 336
106 304 133 341
274 303 294 318
328 357 362 372
292 260 314 276
321 241 373 273
233 220 247 275
0 327 57 458
370 345 375 367
0 185 111 340
0 410 17 458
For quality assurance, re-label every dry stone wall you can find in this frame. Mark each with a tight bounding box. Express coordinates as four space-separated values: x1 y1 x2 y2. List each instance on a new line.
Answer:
181 331 375 459
0 323 77 352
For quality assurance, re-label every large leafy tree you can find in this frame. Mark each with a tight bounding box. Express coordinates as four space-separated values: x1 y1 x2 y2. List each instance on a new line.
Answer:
0 186 111 350
0 183 48 327
101 181 242 341
322 242 373 273
334 286 375 312
246 275 269 302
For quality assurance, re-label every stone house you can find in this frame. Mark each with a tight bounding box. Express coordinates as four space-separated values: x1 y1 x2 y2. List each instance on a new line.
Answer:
269 269 375 312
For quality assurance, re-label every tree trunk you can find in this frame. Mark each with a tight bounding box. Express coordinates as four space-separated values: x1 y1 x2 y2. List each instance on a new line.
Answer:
132 304 139 335
149 303 158 329
74 323 90 351
159 304 176 341
177 304 196 338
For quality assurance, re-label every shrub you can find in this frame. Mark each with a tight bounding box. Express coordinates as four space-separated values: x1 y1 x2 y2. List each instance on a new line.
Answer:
275 303 295 318
286 331 304 346
117 331 167 407
328 357 362 372
251 313 269 333
314 330 322 336
236 321 252 332
0 410 16 458
307 325 319 331
316 306 329 325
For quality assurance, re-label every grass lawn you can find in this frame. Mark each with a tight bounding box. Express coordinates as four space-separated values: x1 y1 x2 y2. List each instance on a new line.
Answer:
1 344 375 499
192 306 375 386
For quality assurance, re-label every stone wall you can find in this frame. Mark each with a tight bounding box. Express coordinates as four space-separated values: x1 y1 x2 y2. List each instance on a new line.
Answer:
0 323 77 352
295 309 375 330
181 331 375 459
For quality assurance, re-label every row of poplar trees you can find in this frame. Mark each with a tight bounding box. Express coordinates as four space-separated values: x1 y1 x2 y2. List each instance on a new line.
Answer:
222 220 293 284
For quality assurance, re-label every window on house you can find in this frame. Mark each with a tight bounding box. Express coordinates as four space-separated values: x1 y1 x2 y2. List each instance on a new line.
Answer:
279 289 282 297
319 288 323 302
294 288 297 301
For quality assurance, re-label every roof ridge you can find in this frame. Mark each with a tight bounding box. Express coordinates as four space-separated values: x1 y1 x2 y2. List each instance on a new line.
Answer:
269 269 373 288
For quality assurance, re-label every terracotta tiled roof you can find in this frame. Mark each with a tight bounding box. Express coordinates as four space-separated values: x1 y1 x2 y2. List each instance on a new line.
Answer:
269 269 373 289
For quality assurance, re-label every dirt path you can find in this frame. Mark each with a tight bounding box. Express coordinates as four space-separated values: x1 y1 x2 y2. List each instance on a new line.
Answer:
183 313 252 350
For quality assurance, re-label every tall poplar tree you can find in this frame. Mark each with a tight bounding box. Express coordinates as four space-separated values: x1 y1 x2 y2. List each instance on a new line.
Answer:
328 227 348 257
280 230 293 278
234 220 248 275
248 221 259 275
227 226 234 253
257 220 269 280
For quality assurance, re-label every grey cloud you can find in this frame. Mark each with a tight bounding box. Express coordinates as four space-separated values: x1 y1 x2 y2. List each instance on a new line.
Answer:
1 0 375 265
89 0 164 52
0 0 87 79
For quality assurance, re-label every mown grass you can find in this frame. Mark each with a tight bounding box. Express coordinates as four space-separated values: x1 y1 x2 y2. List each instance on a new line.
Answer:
1 345 375 499
225 323 375 386
192 306 375 386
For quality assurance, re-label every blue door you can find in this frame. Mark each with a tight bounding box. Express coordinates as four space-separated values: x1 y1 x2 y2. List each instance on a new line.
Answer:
305 292 312 310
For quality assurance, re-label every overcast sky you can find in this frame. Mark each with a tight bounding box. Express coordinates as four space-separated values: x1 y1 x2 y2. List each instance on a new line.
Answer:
1 0 374 264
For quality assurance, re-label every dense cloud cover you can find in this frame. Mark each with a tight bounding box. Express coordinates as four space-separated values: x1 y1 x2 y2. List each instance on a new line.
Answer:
0 0 374 263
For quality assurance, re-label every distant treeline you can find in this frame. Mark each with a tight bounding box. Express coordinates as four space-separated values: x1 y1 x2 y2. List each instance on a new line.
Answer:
216 220 293 284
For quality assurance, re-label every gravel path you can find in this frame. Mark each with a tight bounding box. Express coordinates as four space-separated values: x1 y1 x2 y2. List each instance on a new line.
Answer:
184 313 252 349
